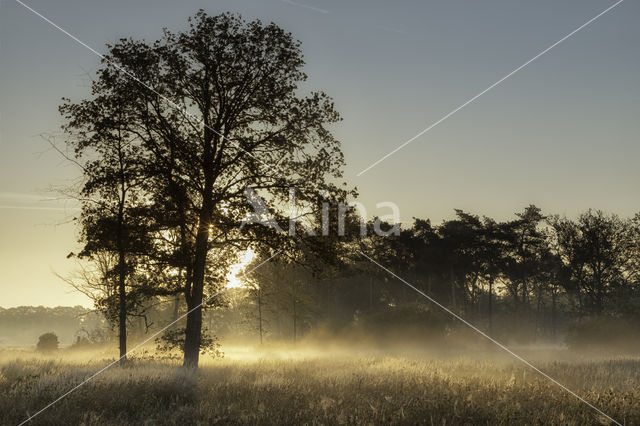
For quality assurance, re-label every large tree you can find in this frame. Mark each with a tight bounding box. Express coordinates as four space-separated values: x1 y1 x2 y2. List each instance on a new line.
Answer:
62 11 347 367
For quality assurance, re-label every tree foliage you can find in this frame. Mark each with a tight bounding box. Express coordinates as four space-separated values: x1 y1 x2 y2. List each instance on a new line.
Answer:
61 11 350 367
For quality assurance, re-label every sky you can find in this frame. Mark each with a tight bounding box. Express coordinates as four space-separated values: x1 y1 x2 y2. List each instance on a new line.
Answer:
0 0 638 307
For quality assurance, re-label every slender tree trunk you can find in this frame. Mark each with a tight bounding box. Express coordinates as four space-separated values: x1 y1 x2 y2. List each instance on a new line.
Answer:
116 131 128 365
258 286 263 344
326 281 331 318
551 287 557 339
118 249 127 365
172 293 180 323
488 276 493 334
450 266 456 311
292 281 297 344
595 240 603 315
369 277 374 311
535 286 542 339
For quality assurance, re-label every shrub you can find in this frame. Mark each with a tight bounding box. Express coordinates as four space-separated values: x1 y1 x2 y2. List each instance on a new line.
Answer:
155 327 223 358
36 332 59 353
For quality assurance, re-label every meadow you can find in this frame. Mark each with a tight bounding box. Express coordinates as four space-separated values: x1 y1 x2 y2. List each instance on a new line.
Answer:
1 344 638 425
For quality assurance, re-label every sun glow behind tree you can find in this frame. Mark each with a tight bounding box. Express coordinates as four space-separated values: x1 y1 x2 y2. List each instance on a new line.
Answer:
226 249 256 288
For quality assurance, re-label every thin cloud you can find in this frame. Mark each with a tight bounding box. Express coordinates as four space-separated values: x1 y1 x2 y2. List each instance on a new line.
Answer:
0 191 47 201
0 205 78 211
280 0 330 14
375 25 409 35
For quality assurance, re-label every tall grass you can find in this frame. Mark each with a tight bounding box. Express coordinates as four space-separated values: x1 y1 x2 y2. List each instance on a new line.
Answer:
1 346 638 425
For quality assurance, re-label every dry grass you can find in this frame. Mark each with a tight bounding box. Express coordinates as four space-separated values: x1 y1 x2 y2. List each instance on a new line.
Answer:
1 345 639 425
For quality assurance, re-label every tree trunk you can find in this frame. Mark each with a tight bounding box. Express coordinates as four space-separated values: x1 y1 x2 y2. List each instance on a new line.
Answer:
488 276 493 334
182 219 210 368
183 297 202 368
118 249 127 365
551 287 557 339
450 266 456 311
172 293 180 323
116 132 128 366
258 286 263 344
402 283 407 305
369 277 374 311
535 286 542 339
183 124 216 369
292 281 297 344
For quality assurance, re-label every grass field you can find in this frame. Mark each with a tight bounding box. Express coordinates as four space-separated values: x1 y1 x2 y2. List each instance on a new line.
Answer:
1 345 639 425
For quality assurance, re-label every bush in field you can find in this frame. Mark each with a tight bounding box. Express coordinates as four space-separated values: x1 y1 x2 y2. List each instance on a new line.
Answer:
36 332 59 353
155 327 223 359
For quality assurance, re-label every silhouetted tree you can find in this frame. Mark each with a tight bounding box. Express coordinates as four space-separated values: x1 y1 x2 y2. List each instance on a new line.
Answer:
502 205 547 312
478 217 510 332
72 11 347 367
60 82 154 363
438 210 485 314
550 210 630 315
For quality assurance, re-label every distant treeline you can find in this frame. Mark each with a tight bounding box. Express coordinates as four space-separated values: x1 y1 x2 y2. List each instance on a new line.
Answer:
0 306 105 347
218 205 640 347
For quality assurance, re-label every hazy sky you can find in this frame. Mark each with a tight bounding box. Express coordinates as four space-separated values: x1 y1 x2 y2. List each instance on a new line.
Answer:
1 0 638 307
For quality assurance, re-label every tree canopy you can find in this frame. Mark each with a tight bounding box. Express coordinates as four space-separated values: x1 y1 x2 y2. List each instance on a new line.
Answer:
61 11 350 367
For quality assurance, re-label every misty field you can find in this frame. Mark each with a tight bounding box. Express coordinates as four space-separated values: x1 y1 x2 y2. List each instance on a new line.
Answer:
1 346 639 425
